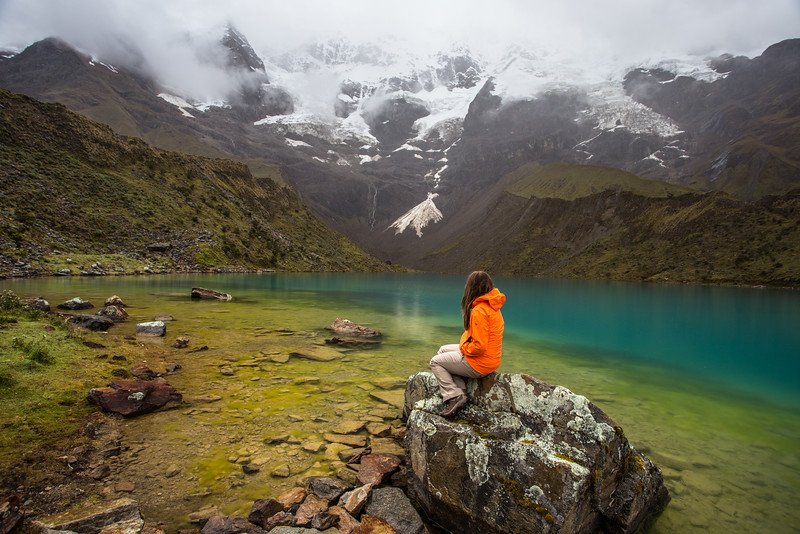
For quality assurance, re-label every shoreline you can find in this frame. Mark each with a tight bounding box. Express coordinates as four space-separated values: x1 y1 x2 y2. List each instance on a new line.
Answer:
1 266 797 291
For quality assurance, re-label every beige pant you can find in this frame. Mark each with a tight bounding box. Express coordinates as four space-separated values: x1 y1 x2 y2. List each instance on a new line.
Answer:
429 344 485 401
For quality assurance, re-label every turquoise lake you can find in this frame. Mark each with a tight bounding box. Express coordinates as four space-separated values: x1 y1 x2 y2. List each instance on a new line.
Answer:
2 273 799 532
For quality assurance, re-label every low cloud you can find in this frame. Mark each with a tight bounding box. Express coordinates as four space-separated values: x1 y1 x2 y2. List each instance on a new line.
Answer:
1 0 798 103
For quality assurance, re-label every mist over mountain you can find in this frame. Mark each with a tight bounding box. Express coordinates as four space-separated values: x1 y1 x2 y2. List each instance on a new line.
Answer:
1 0 799 283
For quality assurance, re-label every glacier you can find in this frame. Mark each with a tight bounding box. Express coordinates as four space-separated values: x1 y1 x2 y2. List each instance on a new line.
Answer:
389 193 444 237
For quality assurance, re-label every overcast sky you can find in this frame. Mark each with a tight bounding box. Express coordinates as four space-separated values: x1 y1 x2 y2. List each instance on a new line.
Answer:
1 0 798 101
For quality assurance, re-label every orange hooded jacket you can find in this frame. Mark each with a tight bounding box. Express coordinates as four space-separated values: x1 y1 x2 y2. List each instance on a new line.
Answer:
459 287 506 375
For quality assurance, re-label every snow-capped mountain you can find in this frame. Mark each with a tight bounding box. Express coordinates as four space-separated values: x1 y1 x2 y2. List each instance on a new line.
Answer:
2 30 798 266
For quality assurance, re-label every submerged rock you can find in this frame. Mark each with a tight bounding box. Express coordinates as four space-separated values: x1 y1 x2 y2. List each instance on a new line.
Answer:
66 314 115 331
31 497 143 533
191 287 233 301
87 378 182 417
172 336 190 349
57 297 92 310
326 318 382 339
404 371 670 534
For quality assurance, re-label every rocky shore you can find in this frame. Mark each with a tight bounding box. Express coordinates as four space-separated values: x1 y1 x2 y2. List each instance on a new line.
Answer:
0 289 669 533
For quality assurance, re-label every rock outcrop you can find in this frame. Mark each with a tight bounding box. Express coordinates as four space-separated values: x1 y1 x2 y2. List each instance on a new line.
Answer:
404 372 669 534
87 379 182 417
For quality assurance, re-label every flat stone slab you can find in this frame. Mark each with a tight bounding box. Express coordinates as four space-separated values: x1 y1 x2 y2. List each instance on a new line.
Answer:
332 420 366 434
290 345 342 362
31 498 143 533
324 433 368 447
369 389 405 409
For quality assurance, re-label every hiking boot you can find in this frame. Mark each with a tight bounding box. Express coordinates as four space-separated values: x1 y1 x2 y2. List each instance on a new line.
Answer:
440 394 467 418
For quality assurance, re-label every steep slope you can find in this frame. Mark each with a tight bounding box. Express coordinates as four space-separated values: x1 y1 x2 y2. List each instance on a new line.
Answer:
421 163 800 286
0 89 389 276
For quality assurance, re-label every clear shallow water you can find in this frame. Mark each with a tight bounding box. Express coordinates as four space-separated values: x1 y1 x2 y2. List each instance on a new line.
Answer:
2 273 799 532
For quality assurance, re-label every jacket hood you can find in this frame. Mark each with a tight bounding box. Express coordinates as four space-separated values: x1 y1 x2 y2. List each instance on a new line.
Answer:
473 287 506 311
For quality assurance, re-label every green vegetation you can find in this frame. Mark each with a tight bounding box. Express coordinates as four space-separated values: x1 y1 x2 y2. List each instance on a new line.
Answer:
505 162 693 201
0 291 101 475
423 160 800 286
0 88 390 276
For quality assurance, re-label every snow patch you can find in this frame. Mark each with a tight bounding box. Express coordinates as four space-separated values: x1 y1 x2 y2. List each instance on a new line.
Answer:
389 192 443 238
582 83 683 137
285 138 312 148
393 143 423 152
157 93 196 118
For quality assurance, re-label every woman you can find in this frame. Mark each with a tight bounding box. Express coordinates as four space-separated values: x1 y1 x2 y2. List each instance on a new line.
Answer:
430 271 506 418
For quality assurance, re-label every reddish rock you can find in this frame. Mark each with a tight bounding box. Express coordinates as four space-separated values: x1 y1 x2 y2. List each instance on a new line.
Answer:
263 511 293 530
328 506 360 534
294 494 328 527
339 483 374 516
276 487 306 510
312 509 340 530
357 454 401 486
130 364 157 380
87 379 182 417
353 515 398 534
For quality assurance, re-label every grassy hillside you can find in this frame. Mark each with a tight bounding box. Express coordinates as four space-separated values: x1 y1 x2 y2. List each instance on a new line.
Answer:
0 89 390 275
424 186 800 287
506 162 694 201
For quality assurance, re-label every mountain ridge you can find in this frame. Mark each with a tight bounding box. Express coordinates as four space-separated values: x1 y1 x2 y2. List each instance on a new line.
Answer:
1 32 798 282
0 88 391 277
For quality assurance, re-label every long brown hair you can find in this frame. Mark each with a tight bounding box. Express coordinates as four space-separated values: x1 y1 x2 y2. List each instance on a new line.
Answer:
461 271 494 329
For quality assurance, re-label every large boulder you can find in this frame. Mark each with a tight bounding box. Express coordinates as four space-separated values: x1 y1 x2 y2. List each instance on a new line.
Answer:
191 287 233 301
66 314 115 331
87 378 182 417
404 372 669 534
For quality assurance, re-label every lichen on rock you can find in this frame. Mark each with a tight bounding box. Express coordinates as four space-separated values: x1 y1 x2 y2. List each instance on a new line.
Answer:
403 371 670 533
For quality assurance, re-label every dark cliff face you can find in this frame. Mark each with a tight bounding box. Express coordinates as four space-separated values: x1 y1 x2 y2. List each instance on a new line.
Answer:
220 25 267 74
